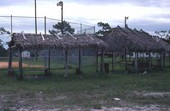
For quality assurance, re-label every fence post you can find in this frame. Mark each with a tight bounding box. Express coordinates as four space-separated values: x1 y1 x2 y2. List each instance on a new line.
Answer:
10 15 13 34
85 28 86 34
80 23 82 34
94 26 95 34
44 16 46 34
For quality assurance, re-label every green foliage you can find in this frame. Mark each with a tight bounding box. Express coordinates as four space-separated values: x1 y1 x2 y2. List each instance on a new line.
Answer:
49 21 75 35
96 22 111 37
0 56 170 109
0 45 7 57
0 27 9 57
0 27 10 35
155 30 170 41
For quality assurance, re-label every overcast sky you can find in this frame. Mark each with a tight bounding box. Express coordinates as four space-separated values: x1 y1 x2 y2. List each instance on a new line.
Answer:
0 0 170 34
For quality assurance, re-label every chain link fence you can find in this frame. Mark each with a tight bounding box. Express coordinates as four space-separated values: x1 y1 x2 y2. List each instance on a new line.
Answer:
0 15 95 34
0 15 97 75
0 48 97 75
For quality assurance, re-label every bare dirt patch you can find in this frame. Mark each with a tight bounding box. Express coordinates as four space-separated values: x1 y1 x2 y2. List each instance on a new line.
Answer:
0 62 43 69
133 91 170 99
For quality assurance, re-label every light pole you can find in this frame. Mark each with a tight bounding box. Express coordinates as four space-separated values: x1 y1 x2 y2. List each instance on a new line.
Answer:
125 16 129 28
57 1 63 34
35 0 37 34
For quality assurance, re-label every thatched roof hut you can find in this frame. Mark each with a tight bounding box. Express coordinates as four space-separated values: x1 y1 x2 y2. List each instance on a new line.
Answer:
9 33 108 50
8 33 109 79
153 36 170 53
101 26 164 52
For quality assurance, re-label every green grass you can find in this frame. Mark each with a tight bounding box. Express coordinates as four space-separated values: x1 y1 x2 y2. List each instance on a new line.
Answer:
0 56 170 110
0 65 170 110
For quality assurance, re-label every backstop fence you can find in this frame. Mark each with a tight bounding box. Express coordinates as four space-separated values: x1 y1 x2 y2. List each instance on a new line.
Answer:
0 15 95 34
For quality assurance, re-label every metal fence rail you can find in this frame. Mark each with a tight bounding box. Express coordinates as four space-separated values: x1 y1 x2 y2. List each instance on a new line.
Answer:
0 15 95 34
0 49 97 75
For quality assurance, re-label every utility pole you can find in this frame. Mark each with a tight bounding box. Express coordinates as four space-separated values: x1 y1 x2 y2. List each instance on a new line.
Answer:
125 16 129 28
57 1 63 34
35 0 37 34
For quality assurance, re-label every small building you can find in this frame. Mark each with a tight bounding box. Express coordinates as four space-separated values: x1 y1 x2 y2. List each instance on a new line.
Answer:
128 52 160 58
22 51 30 58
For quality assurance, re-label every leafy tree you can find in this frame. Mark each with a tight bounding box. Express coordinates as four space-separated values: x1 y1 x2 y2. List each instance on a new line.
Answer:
0 27 10 57
96 22 111 37
0 44 7 57
49 21 75 35
0 27 10 35
155 30 170 39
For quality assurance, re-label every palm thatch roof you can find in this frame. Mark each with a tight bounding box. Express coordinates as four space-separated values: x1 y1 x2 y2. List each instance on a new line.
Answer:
101 26 164 52
9 33 108 50
153 36 170 53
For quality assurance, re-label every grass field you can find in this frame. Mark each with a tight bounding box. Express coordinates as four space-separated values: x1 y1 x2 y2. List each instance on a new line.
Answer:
0 56 170 110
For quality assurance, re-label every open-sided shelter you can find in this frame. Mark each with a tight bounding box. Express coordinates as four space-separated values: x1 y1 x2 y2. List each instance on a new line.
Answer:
8 33 108 79
101 26 165 72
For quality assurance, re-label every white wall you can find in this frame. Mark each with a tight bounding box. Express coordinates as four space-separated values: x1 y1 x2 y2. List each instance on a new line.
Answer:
127 52 160 58
22 51 30 58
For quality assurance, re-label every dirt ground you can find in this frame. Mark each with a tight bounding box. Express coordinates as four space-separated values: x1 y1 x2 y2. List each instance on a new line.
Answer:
0 62 43 69
0 91 169 111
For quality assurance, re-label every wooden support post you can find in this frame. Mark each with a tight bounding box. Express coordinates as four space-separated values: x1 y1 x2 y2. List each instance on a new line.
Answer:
35 49 38 61
114 53 116 64
149 51 152 71
101 50 104 73
65 49 68 77
125 49 127 71
96 51 99 72
48 49 51 73
161 51 164 69
77 47 81 74
63 49 66 68
135 52 138 72
8 47 13 76
112 52 114 71
44 53 47 75
44 49 51 76
18 47 23 80
163 52 165 68
169 52 170 67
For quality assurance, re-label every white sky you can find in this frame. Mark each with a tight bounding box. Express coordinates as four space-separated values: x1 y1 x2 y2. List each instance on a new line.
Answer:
0 0 170 34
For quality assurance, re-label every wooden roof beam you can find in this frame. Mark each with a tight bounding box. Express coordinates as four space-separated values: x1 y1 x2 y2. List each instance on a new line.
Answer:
85 34 94 40
67 32 77 40
40 33 45 41
21 31 26 39
54 33 63 39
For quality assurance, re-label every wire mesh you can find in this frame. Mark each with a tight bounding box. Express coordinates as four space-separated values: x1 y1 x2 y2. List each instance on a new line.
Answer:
0 15 95 34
